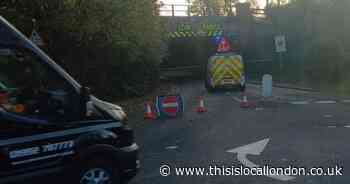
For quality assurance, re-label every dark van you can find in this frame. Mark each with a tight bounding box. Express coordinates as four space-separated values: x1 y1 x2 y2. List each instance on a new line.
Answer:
0 16 139 184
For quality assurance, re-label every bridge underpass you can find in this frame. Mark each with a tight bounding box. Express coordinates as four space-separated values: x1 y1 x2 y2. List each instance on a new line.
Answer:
160 13 276 82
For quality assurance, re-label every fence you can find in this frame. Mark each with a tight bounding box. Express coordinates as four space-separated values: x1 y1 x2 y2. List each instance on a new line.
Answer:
160 59 274 81
157 4 266 17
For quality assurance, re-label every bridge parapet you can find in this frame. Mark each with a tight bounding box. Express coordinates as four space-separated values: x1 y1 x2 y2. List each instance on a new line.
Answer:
157 3 266 17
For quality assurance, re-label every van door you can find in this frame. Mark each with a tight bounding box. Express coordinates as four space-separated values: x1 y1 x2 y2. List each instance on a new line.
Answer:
208 54 244 87
0 47 81 178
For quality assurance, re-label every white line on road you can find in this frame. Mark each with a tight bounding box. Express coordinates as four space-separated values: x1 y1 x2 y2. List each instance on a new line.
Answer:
323 114 333 118
314 100 337 104
342 100 350 103
233 97 242 103
289 101 309 105
165 146 179 150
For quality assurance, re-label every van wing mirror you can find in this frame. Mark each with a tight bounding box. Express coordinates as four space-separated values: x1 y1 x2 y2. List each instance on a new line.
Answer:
80 86 91 100
79 86 92 117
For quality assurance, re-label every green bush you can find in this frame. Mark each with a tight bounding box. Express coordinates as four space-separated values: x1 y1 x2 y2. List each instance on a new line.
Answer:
304 39 344 85
1 0 164 100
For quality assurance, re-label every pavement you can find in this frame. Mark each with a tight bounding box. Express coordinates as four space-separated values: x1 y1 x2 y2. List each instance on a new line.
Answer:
129 81 350 184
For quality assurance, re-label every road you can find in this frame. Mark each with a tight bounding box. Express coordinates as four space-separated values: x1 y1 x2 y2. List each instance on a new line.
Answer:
130 81 350 184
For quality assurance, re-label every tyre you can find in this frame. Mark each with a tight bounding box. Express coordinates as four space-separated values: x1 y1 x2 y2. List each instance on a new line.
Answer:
205 80 215 93
77 158 121 184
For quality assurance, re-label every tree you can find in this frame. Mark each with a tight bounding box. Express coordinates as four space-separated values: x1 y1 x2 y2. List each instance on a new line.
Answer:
190 0 261 16
0 0 165 98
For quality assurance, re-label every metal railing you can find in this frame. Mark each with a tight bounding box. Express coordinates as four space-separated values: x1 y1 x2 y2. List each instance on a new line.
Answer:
157 4 266 17
159 59 273 79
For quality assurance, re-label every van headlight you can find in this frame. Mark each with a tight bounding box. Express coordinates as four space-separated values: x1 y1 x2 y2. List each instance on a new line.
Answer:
90 96 128 123
107 108 128 123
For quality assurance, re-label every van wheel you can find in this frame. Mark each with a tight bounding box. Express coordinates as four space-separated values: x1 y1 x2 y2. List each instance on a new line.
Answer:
205 78 215 93
78 158 121 184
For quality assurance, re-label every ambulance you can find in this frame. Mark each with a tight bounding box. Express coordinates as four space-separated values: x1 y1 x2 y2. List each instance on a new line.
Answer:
205 37 246 92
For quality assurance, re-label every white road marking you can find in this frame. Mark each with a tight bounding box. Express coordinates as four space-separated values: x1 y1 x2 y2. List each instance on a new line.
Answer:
227 138 295 181
327 126 337 128
323 115 333 118
290 101 309 105
233 97 242 103
344 125 350 128
342 100 350 103
165 146 178 150
314 100 337 104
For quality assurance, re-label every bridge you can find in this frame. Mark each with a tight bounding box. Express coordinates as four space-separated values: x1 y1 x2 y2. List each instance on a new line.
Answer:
158 3 277 80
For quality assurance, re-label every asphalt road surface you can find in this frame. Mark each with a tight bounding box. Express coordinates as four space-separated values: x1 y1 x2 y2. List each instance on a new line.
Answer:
130 81 350 184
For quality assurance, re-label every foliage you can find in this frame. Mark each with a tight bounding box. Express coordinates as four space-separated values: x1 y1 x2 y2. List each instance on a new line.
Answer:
267 0 350 86
304 39 344 84
0 0 165 99
190 0 259 16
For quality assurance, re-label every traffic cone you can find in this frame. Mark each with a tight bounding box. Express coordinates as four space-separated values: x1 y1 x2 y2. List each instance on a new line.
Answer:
240 93 257 108
144 101 156 120
240 93 250 108
196 96 207 113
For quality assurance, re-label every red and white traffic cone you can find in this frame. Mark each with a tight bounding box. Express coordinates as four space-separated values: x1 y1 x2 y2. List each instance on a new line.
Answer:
240 93 249 108
144 101 156 120
196 96 207 113
240 93 257 108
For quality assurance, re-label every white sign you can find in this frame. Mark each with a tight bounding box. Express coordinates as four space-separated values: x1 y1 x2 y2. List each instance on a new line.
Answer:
30 30 45 46
274 35 287 53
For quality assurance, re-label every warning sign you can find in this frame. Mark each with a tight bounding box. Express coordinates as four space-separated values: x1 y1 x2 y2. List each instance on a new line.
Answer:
30 30 45 46
274 35 287 53
217 37 231 53
156 95 184 118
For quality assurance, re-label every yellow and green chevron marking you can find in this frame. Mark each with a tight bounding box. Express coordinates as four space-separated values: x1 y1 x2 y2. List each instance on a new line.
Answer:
168 30 223 38
209 55 244 86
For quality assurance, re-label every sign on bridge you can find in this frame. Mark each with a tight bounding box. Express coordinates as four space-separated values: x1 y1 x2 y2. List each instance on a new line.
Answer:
274 35 287 53
169 23 224 38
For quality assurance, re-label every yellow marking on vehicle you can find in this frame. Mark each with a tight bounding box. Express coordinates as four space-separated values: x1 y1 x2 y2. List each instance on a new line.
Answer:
208 55 244 87
211 59 225 73
212 65 240 85
228 62 242 77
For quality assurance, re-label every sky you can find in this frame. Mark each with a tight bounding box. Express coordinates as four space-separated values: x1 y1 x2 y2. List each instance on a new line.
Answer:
159 0 267 16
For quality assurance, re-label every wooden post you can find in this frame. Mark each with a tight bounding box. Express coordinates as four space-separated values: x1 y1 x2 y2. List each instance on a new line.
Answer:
171 4 175 16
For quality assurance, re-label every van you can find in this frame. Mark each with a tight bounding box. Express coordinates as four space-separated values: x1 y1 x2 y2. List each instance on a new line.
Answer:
0 16 139 183
205 53 246 92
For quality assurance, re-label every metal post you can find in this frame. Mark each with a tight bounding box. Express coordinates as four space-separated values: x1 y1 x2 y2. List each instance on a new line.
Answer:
187 5 191 16
32 18 37 30
279 52 283 70
266 0 269 8
171 4 175 16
